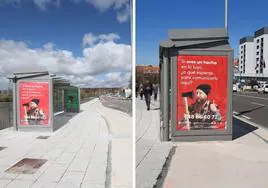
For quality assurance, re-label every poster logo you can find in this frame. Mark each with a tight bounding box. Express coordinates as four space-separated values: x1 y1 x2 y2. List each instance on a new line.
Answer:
177 55 228 130
19 82 49 126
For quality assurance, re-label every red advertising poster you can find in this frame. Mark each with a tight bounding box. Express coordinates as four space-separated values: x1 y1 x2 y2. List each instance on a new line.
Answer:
177 55 228 130
19 82 49 126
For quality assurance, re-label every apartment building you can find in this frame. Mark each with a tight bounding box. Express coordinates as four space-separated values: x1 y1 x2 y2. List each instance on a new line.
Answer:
254 27 268 77
238 27 268 81
239 36 255 76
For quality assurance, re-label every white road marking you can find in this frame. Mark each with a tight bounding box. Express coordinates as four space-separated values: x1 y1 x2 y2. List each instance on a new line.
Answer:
234 94 268 100
241 115 251 120
233 111 251 119
233 111 239 115
251 102 267 107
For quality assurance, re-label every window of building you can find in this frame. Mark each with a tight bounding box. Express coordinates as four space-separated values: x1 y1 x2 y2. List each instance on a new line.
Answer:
257 45 259 49
260 68 263 74
257 58 259 62
257 39 260 43
257 52 259 55
261 38 264 42
256 70 259 74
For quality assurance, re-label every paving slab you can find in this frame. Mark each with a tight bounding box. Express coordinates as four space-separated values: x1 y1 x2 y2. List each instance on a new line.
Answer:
163 118 268 188
136 97 172 188
91 99 133 188
0 99 109 188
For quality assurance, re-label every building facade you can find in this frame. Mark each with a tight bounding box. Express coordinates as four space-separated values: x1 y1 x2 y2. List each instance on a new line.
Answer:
238 27 268 81
136 65 159 84
239 36 255 76
254 27 268 77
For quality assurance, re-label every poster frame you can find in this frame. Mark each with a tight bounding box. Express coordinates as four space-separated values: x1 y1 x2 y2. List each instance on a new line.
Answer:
171 49 233 138
16 79 53 131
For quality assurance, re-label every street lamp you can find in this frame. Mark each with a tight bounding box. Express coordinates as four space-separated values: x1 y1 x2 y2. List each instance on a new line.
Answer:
225 0 228 34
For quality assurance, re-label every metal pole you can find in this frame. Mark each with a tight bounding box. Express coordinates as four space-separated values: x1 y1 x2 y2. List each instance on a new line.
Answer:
162 52 169 141
225 0 228 34
12 79 17 130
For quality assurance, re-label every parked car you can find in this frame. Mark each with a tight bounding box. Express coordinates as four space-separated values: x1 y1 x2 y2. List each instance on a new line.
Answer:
233 84 237 92
258 84 268 93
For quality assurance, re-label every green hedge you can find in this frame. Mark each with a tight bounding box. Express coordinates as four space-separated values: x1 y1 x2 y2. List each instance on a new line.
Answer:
0 95 12 102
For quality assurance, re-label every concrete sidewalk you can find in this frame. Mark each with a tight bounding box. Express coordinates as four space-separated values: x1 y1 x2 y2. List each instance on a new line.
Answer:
91 100 132 188
163 118 268 188
136 97 172 188
0 98 131 188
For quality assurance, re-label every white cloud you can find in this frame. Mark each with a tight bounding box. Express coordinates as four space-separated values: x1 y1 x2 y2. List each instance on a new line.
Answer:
43 42 55 50
83 33 120 47
84 0 128 12
72 0 130 23
99 33 120 42
116 4 130 23
0 0 130 23
64 72 130 88
33 0 52 10
0 34 131 88
82 33 98 47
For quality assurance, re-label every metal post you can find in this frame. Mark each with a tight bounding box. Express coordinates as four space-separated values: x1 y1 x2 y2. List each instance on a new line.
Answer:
12 79 17 130
162 52 169 141
225 0 228 34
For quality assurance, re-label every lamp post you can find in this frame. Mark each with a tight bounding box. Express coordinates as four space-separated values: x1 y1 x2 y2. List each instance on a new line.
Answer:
225 0 228 34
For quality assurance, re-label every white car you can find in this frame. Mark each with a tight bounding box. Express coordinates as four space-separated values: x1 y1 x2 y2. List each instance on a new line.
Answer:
233 84 237 92
258 84 268 93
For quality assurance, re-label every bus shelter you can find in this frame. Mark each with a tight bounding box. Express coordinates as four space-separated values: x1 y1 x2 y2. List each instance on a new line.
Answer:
7 71 80 132
159 28 233 141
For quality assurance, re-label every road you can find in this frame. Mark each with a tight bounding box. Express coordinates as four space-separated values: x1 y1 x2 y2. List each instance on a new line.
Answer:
99 96 132 116
233 92 268 129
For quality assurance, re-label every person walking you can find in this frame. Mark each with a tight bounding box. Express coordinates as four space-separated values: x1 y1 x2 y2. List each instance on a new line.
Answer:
139 83 144 100
136 82 139 98
153 84 158 101
143 80 153 110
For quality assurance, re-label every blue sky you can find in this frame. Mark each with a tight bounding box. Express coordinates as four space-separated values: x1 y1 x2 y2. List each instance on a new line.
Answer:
0 0 131 88
137 0 268 65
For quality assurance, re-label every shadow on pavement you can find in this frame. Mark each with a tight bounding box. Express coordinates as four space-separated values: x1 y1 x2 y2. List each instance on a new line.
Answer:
237 106 266 116
53 112 80 131
154 146 177 188
232 117 258 140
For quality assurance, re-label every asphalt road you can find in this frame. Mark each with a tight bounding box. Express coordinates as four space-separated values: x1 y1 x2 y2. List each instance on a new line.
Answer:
99 96 132 116
233 92 268 129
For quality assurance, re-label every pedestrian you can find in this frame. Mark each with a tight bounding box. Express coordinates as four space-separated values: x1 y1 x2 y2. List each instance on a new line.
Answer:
153 84 158 101
143 80 153 110
139 83 144 100
136 82 139 98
